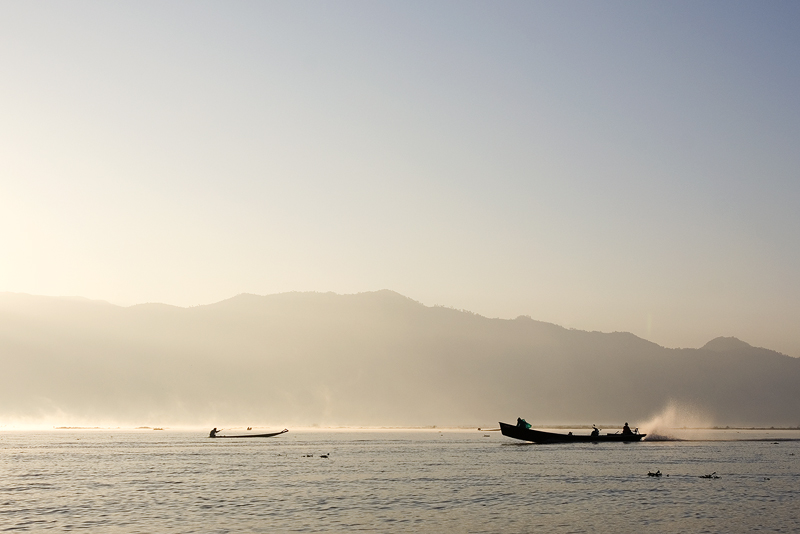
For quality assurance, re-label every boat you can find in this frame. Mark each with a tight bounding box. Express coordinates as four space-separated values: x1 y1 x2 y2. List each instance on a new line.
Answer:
499 422 645 443
209 429 288 439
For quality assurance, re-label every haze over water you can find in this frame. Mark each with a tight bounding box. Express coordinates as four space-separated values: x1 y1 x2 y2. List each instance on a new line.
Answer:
3 3 800 532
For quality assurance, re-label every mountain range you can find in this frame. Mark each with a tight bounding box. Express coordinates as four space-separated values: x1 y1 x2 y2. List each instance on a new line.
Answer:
1 290 798 428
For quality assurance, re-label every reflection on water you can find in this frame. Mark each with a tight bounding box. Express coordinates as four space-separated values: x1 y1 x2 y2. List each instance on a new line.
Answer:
1 429 799 532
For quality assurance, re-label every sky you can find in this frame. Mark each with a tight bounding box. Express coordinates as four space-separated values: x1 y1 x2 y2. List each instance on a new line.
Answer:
2 1 799 356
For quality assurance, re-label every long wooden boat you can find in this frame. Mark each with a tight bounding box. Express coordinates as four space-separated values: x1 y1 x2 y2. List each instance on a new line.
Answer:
499 422 645 443
210 429 288 439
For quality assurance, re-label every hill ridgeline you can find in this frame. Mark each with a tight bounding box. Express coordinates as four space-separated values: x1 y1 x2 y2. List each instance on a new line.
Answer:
1 290 797 428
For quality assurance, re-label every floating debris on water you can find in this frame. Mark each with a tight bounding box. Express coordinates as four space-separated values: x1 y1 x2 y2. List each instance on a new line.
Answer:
699 472 721 479
647 470 662 477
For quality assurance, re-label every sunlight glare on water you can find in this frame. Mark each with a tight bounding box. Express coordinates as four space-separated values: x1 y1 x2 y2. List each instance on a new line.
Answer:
1 429 799 532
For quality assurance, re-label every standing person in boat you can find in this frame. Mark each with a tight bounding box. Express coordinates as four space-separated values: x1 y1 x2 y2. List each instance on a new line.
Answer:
622 422 633 435
209 427 221 438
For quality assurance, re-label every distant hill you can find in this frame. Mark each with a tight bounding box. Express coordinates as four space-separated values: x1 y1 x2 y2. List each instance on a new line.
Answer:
1 290 798 428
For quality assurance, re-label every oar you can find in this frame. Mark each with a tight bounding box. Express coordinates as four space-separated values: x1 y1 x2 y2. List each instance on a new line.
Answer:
478 428 501 431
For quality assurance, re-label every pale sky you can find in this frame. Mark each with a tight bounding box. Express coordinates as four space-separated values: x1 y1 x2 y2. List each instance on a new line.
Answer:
2 1 799 356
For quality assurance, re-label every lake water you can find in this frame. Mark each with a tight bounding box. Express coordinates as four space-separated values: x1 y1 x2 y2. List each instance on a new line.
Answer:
2 428 799 532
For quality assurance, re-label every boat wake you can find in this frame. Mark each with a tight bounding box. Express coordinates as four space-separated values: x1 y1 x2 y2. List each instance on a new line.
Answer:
643 434 686 441
639 402 714 441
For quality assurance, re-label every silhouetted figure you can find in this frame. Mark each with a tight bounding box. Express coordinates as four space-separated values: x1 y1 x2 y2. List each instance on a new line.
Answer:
516 417 531 429
591 425 600 437
209 427 220 438
622 422 633 435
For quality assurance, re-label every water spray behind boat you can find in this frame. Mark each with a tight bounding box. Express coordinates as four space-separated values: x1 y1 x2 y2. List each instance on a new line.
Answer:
638 402 714 441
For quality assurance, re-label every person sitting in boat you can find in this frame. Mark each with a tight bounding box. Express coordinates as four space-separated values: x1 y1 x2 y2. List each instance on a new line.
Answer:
591 425 600 437
622 422 633 435
209 427 221 438
516 417 531 429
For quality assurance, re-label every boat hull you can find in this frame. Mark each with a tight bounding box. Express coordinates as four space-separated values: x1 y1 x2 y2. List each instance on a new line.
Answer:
499 422 645 443
210 429 288 439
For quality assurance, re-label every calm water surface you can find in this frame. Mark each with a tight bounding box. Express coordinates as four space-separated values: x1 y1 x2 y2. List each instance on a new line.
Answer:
2 429 799 533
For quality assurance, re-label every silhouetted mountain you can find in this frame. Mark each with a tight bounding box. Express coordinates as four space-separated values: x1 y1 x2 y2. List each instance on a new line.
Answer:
702 336 755 353
1 291 798 427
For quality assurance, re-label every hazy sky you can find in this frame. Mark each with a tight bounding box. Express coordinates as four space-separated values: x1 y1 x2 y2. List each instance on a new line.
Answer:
2 1 799 356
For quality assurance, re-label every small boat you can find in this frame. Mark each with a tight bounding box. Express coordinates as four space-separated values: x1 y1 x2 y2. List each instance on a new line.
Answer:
499 422 645 443
209 429 288 439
